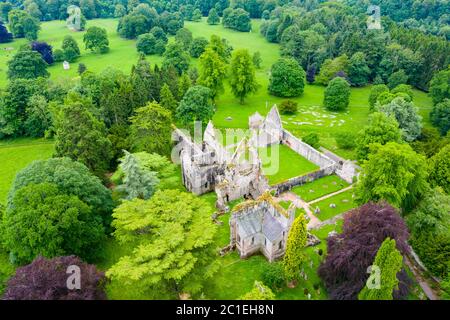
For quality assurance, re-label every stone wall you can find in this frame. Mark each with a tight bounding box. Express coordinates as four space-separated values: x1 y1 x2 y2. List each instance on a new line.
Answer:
282 130 336 168
272 166 336 195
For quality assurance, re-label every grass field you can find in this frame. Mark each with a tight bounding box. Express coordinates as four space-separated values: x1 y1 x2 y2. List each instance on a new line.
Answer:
258 144 319 185
0 18 434 160
0 138 54 204
291 175 350 202
312 189 358 221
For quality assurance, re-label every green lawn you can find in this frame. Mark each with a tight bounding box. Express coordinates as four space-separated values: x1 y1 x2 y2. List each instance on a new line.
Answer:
311 189 358 222
0 18 434 160
291 175 350 202
258 144 319 185
0 138 54 204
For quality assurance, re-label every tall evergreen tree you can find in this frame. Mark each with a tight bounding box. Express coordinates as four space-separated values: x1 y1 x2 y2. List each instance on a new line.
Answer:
116 151 159 200
283 214 307 284
358 238 403 300
160 84 178 113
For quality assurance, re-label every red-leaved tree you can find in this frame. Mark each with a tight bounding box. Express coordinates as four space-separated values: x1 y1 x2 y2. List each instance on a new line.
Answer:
318 202 411 300
3 256 107 300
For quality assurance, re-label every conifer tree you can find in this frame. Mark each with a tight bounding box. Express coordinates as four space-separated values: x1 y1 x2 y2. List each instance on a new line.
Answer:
116 151 159 200
283 214 308 284
178 73 192 100
358 238 403 300
160 84 177 113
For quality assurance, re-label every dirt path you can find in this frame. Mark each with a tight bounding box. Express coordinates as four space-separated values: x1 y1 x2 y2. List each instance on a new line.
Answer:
276 192 321 229
404 252 441 300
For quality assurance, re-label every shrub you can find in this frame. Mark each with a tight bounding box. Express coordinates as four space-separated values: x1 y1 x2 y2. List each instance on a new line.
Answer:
279 100 298 114
261 263 285 291
302 133 320 149
323 77 350 111
136 33 156 55
335 132 357 149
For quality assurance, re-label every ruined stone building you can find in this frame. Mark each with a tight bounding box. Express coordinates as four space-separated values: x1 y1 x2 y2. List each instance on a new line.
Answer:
229 192 295 262
173 105 358 210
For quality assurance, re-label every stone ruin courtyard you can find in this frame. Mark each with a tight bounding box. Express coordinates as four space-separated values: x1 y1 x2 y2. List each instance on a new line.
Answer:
174 105 360 262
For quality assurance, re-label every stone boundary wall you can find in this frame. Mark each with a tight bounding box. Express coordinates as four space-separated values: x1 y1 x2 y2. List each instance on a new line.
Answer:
282 129 336 168
272 166 336 195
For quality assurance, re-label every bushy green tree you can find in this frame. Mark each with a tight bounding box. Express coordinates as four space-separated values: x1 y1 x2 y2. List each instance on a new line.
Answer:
8 9 39 40
377 97 422 142
283 214 307 283
335 132 357 150
261 263 286 291
269 58 305 97
83 26 109 53
2 183 105 264
253 51 262 69
358 238 403 300
189 37 209 58
315 55 349 86
177 85 214 127
323 77 350 111
429 67 450 105
355 142 429 211
174 27 193 51
162 42 190 75
8 157 113 224
198 48 227 101
106 190 218 298
355 112 402 160
136 33 156 55
348 52 370 87
24 94 51 137
61 35 80 62
207 8 220 25
302 133 320 149
431 99 450 136
192 8 202 22
388 69 408 90
54 100 112 177
116 151 159 200
129 101 173 156
429 144 450 194
369 84 390 109
159 84 178 113
229 49 259 103
240 281 276 300
7 49 49 80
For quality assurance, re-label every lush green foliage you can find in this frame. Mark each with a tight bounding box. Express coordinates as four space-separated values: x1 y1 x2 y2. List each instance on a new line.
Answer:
7 49 49 80
431 99 450 136
106 189 218 297
177 85 214 127
429 145 450 194
283 214 307 282
83 26 109 54
240 281 276 300
323 77 350 111
356 112 402 160
198 47 227 101
54 99 112 177
278 100 298 115
2 183 105 264
229 49 259 103
268 58 305 98
358 238 403 300
355 142 429 211
129 101 173 157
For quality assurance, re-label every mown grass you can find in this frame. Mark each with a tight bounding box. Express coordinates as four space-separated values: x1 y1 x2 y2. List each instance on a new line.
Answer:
311 189 358 222
291 175 350 202
1 18 434 160
0 138 54 204
258 144 319 185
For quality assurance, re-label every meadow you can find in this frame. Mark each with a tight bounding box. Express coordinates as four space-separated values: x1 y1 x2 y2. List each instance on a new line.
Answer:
0 18 434 161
